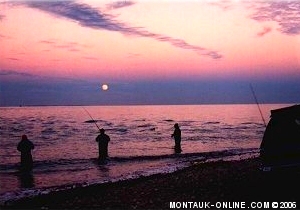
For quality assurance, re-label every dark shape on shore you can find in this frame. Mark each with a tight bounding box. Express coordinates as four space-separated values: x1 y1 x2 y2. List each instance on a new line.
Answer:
171 123 182 153
96 128 110 162
260 104 300 169
17 135 35 172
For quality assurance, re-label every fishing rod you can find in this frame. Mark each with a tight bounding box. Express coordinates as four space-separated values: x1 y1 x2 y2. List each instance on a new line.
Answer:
82 107 101 132
249 84 267 127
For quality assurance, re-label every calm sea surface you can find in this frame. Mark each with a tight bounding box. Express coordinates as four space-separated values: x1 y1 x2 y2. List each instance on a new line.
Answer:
0 104 292 202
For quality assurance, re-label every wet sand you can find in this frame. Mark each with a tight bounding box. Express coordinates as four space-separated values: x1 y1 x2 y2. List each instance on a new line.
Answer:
2 157 300 209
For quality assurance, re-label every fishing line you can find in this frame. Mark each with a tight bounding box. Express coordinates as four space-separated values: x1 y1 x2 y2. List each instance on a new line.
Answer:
82 107 101 132
249 84 267 127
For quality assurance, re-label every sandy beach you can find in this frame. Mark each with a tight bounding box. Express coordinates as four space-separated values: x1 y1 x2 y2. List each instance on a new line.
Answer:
2 157 300 209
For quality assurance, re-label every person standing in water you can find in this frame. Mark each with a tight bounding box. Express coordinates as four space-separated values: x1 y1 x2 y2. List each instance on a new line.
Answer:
171 123 182 153
96 128 110 161
17 135 35 172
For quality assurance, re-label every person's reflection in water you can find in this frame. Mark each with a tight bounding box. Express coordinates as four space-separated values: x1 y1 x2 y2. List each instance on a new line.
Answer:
18 171 35 189
93 159 110 179
98 165 110 178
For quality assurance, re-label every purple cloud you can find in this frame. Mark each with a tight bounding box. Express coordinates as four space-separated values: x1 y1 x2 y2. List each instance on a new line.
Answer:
208 0 300 36
106 1 136 10
21 1 222 59
0 70 31 77
0 69 86 83
251 1 300 35
39 39 89 52
7 57 20 61
83 56 98 60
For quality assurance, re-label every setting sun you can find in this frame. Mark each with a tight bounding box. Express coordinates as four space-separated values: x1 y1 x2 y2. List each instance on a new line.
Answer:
101 84 109 91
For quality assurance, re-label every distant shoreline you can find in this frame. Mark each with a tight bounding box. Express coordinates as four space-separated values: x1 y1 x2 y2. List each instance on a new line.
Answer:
0 103 295 108
2 157 300 209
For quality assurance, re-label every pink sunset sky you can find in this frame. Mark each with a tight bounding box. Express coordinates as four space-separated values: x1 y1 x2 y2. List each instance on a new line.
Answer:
0 0 299 106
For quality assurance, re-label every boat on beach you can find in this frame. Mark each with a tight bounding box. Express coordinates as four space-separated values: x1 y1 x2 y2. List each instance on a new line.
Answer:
260 104 300 170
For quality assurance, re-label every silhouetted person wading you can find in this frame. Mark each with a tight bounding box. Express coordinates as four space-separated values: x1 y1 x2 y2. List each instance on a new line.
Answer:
17 135 34 172
96 128 110 161
171 123 182 153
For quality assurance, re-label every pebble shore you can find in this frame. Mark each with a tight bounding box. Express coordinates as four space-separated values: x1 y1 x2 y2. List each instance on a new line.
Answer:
2 157 300 209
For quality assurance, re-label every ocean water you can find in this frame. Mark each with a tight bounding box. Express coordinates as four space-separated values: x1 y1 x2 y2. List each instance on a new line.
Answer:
0 104 292 203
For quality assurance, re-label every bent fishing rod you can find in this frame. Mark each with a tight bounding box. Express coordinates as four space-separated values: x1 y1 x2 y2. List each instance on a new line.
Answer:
82 107 101 132
249 84 267 128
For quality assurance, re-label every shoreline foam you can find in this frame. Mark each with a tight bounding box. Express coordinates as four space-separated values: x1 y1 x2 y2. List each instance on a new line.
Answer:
3 156 299 210
0 148 258 205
